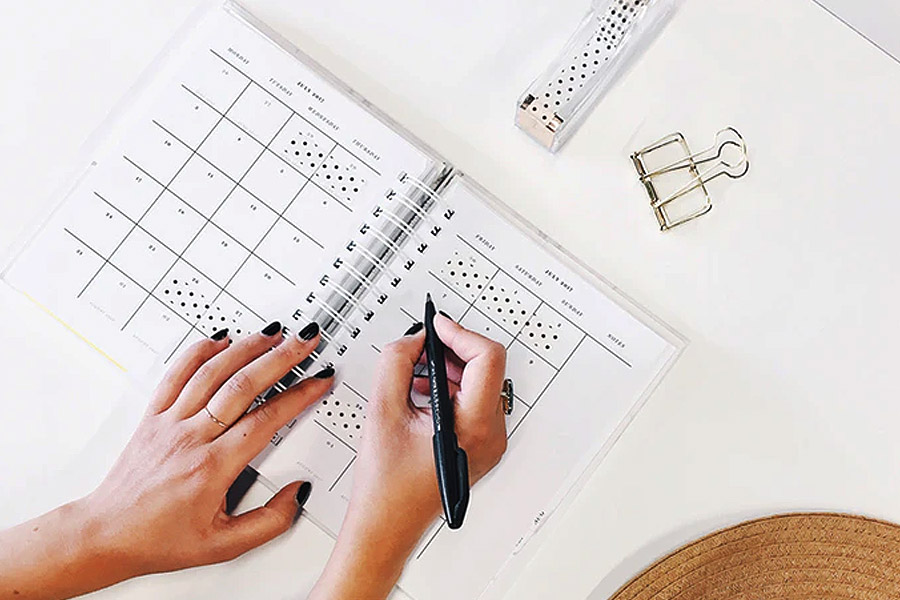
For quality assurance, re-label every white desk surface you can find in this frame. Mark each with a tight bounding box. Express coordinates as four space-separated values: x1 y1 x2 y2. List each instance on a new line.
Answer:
3 1 900 599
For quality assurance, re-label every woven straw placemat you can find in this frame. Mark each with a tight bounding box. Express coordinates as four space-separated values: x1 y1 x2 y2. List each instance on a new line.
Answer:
609 513 900 600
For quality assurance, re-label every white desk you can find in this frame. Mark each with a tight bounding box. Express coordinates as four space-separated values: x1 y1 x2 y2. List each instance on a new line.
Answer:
3 1 900 599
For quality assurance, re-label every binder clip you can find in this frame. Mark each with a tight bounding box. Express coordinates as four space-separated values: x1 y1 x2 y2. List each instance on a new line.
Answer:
630 127 749 231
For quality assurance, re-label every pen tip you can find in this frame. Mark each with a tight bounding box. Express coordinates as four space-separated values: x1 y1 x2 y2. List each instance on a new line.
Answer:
426 292 432 303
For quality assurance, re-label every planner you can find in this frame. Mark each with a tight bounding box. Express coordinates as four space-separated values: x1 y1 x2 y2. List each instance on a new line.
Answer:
1 2 684 598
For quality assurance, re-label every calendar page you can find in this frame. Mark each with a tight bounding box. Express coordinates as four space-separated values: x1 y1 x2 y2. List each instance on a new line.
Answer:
3 2 438 375
3 4 683 600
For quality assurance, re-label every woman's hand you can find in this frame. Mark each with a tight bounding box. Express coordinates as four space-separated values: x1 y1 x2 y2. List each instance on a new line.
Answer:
311 315 509 600
0 321 333 600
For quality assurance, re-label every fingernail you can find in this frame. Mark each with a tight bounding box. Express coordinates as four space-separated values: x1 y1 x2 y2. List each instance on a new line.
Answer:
404 322 424 336
313 366 335 379
262 321 282 336
298 322 319 341
439 310 453 321
295 481 312 509
210 328 229 341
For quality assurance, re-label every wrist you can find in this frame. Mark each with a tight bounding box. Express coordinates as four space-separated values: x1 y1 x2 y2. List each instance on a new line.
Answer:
70 494 143 583
310 503 436 600
0 496 139 600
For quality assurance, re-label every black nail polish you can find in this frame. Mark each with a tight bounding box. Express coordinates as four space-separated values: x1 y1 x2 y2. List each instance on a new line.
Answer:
262 321 282 336
313 366 335 379
295 481 312 509
210 328 229 341
298 322 319 340
439 310 453 321
404 322 424 336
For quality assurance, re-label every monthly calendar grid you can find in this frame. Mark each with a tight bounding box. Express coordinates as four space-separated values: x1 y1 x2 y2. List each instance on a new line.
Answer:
70 42 391 369
422 233 608 430
75 80 253 303
4 9 681 590
409 262 590 562
453 235 628 367
134 47 386 363
116 81 262 335
150 101 332 359
162 127 339 362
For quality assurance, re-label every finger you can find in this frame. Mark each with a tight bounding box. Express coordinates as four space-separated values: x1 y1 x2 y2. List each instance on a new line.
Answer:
433 314 507 419
411 376 460 399
192 323 322 437
414 350 464 383
170 321 285 419
147 332 230 415
216 481 310 560
217 368 335 465
370 330 426 423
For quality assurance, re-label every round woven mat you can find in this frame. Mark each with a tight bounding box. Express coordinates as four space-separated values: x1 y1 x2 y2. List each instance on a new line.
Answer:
609 513 900 600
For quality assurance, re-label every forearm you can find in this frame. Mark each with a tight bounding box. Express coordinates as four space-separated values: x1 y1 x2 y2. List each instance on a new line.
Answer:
310 508 432 600
0 498 134 600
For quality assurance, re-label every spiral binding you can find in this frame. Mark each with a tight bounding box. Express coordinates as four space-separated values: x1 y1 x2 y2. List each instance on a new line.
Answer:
312 165 452 335
319 274 375 322
378 210 429 252
387 189 444 238
333 258 390 304
306 291 361 340
259 165 453 401
247 165 454 446
400 171 456 220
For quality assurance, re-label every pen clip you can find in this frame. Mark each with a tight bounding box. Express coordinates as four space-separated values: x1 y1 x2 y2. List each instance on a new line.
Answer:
447 447 470 530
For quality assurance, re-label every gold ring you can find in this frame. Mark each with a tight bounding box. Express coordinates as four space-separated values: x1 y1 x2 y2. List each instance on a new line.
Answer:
204 405 229 429
500 378 514 416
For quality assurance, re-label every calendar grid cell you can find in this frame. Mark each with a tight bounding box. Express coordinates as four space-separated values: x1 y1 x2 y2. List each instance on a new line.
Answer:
78 79 253 307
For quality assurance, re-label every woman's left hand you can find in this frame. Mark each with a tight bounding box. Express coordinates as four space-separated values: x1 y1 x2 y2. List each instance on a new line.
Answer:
0 321 334 600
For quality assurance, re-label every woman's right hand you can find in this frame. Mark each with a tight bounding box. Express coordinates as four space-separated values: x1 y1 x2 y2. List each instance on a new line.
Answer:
310 314 509 599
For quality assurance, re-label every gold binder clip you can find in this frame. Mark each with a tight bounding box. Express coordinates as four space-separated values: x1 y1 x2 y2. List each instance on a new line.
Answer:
630 127 749 231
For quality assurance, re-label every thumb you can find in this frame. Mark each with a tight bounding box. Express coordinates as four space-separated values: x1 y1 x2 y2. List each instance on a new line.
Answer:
370 328 425 422
218 481 311 558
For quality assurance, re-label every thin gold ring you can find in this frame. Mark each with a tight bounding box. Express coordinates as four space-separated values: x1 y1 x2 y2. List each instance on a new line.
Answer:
204 405 229 429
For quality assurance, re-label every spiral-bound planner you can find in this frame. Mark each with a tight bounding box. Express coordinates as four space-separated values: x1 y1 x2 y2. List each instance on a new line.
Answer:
2 3 683 599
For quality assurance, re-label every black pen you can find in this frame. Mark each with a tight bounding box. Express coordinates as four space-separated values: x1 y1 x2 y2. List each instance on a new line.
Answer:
424 293 469 529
